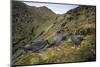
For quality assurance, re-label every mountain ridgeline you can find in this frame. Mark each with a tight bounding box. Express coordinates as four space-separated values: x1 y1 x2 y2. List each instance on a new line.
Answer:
12 1 96 65
12 1 56 54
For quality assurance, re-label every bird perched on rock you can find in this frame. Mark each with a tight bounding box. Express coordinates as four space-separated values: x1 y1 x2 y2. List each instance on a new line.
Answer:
23 39 50 53
70 32 83 49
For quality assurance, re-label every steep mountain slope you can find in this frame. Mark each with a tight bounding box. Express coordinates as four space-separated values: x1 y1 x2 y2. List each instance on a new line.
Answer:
12 1 57 61
12 1 35 54
12 1 96 65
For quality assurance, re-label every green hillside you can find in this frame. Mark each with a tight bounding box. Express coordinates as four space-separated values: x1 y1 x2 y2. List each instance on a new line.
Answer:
12 1 96 65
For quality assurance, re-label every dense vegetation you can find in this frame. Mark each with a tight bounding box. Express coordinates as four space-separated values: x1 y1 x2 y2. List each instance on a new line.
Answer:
12 1 96 65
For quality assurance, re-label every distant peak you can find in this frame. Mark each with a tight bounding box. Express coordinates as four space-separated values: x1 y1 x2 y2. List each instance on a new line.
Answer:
38 6 48 9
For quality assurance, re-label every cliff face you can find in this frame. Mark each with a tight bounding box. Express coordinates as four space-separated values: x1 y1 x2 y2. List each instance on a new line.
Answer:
12 1 96 65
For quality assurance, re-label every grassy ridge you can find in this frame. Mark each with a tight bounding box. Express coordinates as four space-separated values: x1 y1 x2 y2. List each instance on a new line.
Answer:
12 1 96 65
